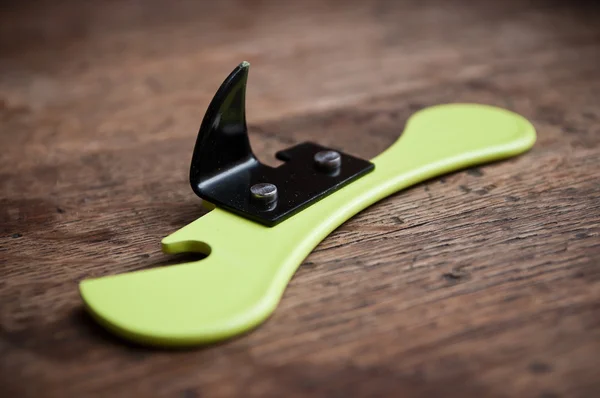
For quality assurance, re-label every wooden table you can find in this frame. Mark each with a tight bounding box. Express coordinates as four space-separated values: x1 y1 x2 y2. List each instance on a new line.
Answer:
1 1 599 397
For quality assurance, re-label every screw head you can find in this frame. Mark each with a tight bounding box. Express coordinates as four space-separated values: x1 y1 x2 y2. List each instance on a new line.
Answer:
250 183 278 205
314 150 341 172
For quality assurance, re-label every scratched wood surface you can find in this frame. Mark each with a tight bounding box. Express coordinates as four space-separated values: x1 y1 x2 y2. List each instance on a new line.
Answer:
1 0 599 397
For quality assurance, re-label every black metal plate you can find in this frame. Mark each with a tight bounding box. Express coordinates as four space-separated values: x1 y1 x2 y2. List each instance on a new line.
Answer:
188 62 374 226
193 142 374 226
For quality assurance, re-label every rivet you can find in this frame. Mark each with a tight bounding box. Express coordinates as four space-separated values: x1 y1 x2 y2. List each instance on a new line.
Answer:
250 183 278 205
314 150 341 172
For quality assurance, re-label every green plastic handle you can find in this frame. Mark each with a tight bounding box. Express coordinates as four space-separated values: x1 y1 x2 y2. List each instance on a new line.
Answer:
80 104 536 346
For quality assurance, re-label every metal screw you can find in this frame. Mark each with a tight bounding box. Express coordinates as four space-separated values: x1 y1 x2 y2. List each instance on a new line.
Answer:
250 183 278 205
314 150 341 172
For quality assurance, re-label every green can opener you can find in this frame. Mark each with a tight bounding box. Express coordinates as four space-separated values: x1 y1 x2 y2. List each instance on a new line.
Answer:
80 62 536 347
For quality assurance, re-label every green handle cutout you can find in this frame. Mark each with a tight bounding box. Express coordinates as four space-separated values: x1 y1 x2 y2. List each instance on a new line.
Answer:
80 104 536 346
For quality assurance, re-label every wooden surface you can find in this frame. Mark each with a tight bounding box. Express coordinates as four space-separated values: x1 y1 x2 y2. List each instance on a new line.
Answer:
1 0 599 397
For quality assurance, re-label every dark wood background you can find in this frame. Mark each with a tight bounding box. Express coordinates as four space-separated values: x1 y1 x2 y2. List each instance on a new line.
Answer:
1 0 599 397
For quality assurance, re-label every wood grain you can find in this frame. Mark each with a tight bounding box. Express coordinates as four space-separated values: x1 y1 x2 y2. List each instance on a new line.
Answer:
1 0 599 397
